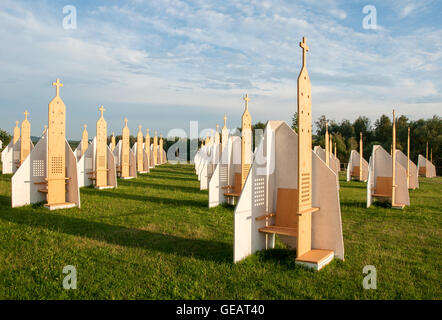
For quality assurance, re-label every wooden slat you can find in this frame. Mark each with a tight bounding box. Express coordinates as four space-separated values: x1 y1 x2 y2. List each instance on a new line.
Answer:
255 213 275 221
259 225 298 237
224 192 241 197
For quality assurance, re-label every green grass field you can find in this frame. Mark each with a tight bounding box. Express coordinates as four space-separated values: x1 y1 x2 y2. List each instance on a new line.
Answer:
0 164 440 299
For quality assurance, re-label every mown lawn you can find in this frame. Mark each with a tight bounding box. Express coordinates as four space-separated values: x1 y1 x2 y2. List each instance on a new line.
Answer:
0 164 440 299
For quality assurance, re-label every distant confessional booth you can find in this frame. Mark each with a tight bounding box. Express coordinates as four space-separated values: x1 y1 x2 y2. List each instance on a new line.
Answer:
367 111 409 209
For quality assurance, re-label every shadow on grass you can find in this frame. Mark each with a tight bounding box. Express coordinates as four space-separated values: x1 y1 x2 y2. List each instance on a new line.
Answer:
80 188 208 208
0 195 231 263
139 174 197 182
119 179 200 194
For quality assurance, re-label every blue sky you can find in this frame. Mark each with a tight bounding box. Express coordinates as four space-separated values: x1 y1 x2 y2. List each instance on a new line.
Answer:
0 0 441 139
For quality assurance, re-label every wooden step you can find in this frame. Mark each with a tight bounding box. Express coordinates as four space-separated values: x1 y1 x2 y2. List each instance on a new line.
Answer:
259 225 298 237
295 249 334 271
38 189 48 193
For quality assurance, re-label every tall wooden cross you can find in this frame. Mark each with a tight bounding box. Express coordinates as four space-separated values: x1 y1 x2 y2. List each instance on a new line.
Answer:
223 114 227 128
124 118 128 127
99 105 105 118
24 110 29 120
360 132 363 181
325 120 329 167
52 78 63 97
407 127 410 188
243 94 250 110
300 36 309 67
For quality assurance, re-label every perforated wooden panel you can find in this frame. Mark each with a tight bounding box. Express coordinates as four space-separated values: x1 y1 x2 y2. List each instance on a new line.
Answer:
241 95 252 189
137 127 144 172
121 120 130 177
296 37 313 258
153 134 158 166
47 80 67 205
13 122 20 144
96 108 108 187
20 115 31 164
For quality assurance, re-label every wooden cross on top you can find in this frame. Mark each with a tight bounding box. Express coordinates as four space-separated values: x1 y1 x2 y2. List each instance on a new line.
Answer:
83 124 87 130
124 118 128 127
99 105 105 118
24 110 29 120
146 128 149 134
155 131 157 136
216 124 219 132
243 94 250 110
138 124 142 131
223 114 227 127
112 132 115 136
300 37 309 67
52 78 63 97
15 120 19 127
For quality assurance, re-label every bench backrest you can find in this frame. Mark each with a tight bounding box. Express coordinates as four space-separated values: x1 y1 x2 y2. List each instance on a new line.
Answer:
375 176 392 196
234 172 242 194
275 188 298 228
352 166 360 177
419 166 426 175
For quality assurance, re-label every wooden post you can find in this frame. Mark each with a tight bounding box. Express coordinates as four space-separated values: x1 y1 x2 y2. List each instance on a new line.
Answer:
334 142 337 158
296 37 314 258
153 131 158 166
426 142 428 160
96 106 108 187
392 110 397 206
359 132 363 181
121 118 130 177
241 93 252 189
160 135 164 164
145 128 150 166
47 79 67 206
221 115 229 154
13 121 20 144
81 124 88 157
407 127 410 188
215 124 220 145
325 121 329 167
329 134 332 162
137 125 144 172
111 132 116 152
430 148 432 164
20 110 31 165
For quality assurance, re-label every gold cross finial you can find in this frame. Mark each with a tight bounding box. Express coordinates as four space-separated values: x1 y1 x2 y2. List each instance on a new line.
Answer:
24 110 29 120
99 105 105 118
243 94 250 110
300 37 309 67
52 78 63 97
124 118 128 126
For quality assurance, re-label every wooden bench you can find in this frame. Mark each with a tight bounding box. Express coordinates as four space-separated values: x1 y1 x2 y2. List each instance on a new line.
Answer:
372 176 392 198
351 166 360 178
258 188 299 237
223 172 242 198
